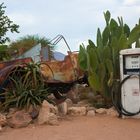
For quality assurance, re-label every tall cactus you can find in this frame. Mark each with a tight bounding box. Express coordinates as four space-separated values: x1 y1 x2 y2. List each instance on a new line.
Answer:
78 11 140 107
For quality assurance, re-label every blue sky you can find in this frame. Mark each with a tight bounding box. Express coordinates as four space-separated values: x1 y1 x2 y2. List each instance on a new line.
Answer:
3 0 140 53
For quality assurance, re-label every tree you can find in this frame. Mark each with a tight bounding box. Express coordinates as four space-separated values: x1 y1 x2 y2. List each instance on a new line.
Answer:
0 44 10 61
0 3 19 44
9 35 54 58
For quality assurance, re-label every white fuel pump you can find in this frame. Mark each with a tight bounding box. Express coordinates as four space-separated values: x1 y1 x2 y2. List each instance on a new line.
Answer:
119 48 140 118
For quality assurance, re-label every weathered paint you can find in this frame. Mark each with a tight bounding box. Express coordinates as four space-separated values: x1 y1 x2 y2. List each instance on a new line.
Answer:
0 58 32 85
40 51 84 83
0 52 84 87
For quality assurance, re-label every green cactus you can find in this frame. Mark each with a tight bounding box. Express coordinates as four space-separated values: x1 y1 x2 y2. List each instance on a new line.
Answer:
78 11 140 107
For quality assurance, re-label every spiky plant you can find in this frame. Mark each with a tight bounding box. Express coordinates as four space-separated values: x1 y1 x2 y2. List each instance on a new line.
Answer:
0 62 52 110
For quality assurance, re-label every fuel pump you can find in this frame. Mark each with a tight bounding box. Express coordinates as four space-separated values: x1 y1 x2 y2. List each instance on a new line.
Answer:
113 48 140 118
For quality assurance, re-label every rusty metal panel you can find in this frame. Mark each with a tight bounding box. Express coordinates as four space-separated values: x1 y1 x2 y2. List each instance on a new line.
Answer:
40 52 84 83
0 58 32 70
0 58 32 85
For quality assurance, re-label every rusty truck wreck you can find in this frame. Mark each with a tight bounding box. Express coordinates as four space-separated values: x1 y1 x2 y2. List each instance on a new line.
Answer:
0 35 87 102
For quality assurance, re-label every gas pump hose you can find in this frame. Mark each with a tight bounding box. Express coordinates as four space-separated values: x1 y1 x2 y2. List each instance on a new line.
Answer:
112 75 140 117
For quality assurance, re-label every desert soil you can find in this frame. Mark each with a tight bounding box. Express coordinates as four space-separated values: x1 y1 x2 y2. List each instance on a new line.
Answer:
0 115 140 140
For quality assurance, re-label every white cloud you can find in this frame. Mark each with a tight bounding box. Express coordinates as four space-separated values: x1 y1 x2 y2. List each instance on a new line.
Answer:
8 13 37 27
123 0 140 5
3 0 140 52
113 5 140 28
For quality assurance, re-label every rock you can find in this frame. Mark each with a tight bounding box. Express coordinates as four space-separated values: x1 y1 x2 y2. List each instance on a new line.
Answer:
48 113 59 125
47 94 56 100
107 107 118 117
87 110 95 117
0 125 2 132
68 107 86 116
96 108 107 114
37 100 50 125
9 108 18 114
29 108 39 119
42 100 51 110
66 85 80 103
86 106 96 112
0 113 6 126
27 105 40 119
7 108 18 119
57 102 67 115
65 98 73 108
49 104 58 115
7 110 32 128
37 100 59 125
75 100 91 107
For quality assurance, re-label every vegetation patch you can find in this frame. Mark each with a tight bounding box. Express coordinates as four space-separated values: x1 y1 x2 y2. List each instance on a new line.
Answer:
78 11 140 107
0 62 52 111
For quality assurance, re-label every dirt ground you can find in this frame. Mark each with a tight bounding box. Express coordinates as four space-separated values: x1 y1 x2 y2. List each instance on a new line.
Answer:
0 115 140 140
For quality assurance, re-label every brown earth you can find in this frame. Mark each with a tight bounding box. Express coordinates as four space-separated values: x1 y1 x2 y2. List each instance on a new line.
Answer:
0 115 140 140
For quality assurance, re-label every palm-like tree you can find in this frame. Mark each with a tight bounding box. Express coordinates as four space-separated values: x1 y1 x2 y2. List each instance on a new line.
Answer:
9 35 54 58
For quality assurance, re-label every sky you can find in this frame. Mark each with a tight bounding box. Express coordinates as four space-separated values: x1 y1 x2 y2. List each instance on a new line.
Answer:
2 0 140 53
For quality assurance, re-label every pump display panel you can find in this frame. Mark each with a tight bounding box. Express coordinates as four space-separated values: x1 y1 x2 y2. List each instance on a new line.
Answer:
123 55 140 75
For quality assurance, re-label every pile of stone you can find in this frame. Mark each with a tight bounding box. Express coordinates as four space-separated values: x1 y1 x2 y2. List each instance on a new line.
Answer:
59 99 118 117
0 98 118 131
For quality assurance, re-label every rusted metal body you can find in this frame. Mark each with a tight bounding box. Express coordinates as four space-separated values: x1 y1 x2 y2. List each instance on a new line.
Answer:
0 51 86 102
0 35 87 103
0 58 32 86
40 51 84 83
0 43 86 101
0 51 84 86
0 51 84 85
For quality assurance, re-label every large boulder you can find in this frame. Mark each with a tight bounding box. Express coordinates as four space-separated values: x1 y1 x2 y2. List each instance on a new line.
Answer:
68 107 86 116
48 113 59 125
37 100 50 125
37 100 58 125
7 110 32 128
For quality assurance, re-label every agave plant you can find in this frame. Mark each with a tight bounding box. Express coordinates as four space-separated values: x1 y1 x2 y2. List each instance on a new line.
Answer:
0 62 51 110
78 11 140 107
